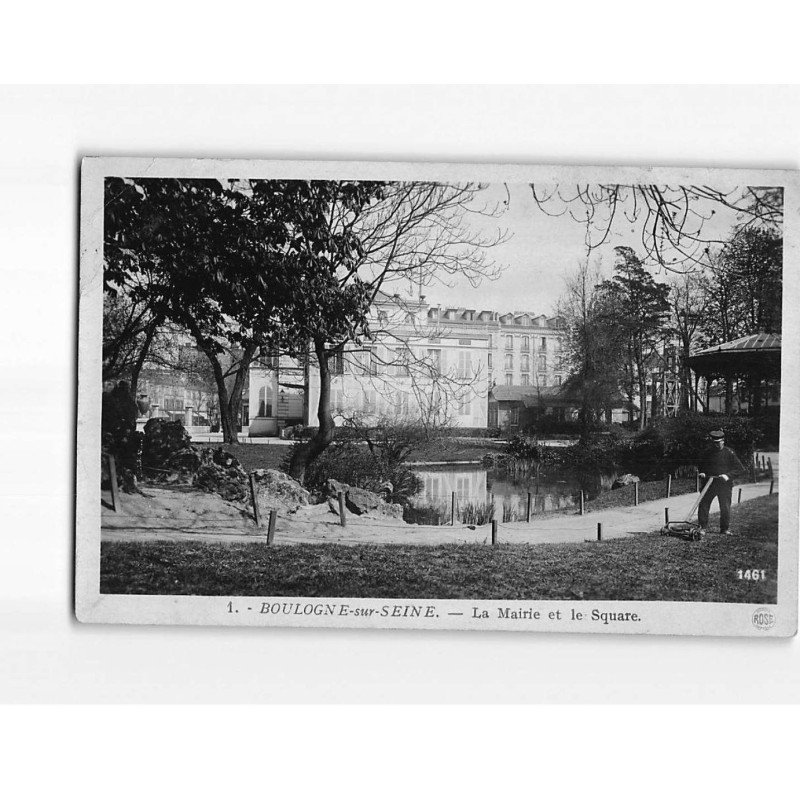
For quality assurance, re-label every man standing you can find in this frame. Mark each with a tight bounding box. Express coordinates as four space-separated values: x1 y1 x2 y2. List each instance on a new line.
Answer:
697 429 746 536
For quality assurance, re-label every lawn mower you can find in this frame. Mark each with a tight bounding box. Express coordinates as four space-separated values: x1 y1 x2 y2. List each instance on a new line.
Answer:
660 476 715 541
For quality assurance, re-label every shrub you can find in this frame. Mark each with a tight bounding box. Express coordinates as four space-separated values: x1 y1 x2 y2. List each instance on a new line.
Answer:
302 441 423 505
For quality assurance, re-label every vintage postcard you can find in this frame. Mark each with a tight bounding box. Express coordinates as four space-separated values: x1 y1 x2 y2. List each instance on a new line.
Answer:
76 157 798 636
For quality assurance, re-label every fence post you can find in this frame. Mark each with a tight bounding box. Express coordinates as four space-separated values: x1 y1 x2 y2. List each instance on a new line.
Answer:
248 473 263 526
737 488 742 504
770 479 775 495
451 491 456 526
597 522 602 542
768 457 773 479
526 492 532 523
338 491 347 528
579 490 585 515
664 507 670 525
491 520 498 545
107 453 120 513
666 474 672 498
491 493 496 521
267 509 277 544
634 482 639 506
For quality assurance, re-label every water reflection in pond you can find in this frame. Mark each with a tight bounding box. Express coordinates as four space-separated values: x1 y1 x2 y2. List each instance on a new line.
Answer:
413 465 608 513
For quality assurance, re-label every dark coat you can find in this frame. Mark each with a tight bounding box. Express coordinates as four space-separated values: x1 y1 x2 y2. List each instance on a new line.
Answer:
700 445 746 482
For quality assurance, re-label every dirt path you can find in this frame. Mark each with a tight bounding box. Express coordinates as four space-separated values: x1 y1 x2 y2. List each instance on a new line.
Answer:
102 479 776 547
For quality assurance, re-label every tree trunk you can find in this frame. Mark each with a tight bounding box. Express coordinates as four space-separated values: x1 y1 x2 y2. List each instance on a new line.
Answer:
288 339 335 483
128 316 160 402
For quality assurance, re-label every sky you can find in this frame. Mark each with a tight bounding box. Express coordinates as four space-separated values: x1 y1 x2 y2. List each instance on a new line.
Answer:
416 183 745 317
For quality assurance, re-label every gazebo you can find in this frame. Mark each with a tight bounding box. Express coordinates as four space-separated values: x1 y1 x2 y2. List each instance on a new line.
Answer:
686 333 781 414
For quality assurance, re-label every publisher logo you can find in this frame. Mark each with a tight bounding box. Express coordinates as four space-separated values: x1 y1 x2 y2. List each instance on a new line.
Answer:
752 608 776 631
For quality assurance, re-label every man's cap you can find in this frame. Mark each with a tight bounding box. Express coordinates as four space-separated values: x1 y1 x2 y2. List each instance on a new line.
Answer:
709 430 725 440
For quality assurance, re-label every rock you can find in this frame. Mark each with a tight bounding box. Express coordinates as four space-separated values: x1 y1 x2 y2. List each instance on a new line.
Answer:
251 468 311 513
324 478 348 498
141 418 193 474
612 474 640 489
194 461 249 502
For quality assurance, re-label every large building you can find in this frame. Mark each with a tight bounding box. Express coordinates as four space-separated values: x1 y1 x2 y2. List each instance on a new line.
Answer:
248 294 567 434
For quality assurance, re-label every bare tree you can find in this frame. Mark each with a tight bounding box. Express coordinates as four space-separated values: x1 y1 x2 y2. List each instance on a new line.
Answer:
530 184 783 271
279 181 509 481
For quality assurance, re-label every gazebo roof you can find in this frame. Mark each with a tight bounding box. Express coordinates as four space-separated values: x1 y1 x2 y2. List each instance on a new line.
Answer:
687 333 781 377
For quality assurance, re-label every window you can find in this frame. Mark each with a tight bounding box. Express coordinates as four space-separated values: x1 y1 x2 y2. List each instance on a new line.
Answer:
487 335 493 348
538 354 547 372
521 336 530 351
541 337 547 350
362 389 376 413
521 354 530 372
458 351 472 378
330 351 344 375
393 348 409 376
504 353 513 370
427 348 441 373
505 335 514 350
458 339 472 346
459 394 471 417
456 476 470 498
257 385 273 417
394 391 410 417
487 353 493 369
521 374 530 386
556 375 562 386
357 347 377 376
510 407 520 425
505 373 513 386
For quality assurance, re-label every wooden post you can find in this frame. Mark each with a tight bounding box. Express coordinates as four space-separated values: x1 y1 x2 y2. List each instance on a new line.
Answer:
737 488 742 504
664 507 670 525
666 474 672 498
107 453 120 513
267 509 277 544
491 520 498 545
768 457 773 479
491 493 496 521
634 481 639 506
770 479 775 495
597 522 602 542
579 490 585 515
526 492 532 523
338 491 347 527
451 491 456 526
249 473 263 527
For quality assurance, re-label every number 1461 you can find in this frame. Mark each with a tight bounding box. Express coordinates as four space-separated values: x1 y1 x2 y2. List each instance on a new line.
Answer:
737 569 767 581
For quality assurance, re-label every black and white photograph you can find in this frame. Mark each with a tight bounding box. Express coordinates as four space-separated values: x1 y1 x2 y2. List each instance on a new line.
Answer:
76 158 798 636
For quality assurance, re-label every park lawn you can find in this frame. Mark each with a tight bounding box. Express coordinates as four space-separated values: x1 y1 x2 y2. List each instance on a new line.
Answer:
218 443 291 472
101 495 778 603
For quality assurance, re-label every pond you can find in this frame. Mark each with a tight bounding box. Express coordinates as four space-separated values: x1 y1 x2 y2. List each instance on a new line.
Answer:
412 464 617 515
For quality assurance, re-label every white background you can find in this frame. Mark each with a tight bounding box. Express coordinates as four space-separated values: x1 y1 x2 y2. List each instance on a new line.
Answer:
1 85 799 704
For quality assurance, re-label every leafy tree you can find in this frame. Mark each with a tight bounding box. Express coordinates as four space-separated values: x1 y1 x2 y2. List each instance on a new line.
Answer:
597 247 671 429
699 226 782 345
558 259 627 440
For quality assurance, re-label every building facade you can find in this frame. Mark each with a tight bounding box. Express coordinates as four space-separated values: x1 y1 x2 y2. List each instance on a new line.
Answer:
247 295 567 435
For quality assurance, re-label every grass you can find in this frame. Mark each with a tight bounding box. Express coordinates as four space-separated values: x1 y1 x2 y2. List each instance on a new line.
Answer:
101 495 778 603
215 443 290 473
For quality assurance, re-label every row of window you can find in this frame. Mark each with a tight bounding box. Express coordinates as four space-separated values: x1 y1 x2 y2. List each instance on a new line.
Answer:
504 335 549 351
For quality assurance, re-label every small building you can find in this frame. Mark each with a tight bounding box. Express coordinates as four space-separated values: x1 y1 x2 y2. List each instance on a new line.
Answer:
687 333 781 414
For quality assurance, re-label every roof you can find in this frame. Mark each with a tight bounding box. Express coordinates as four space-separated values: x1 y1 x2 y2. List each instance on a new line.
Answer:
491 384 578 406
692 333 781 357
687 333 781 378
